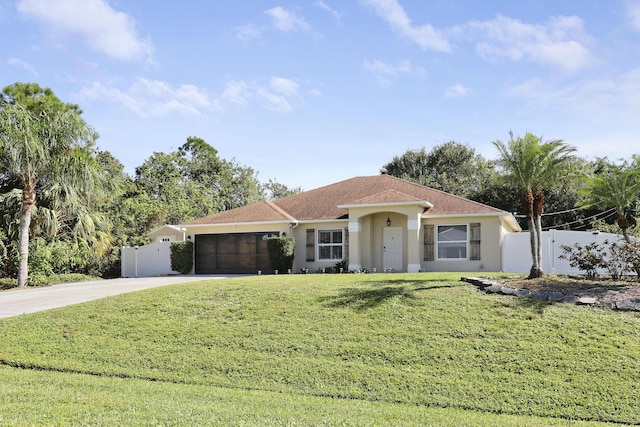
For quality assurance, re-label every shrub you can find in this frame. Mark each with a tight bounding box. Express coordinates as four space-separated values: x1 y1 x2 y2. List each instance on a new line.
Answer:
28 238 55 278
560 239 640 280
170 241 194 274
267 237 295 272
559 242 606 279
607 240 640 279
334 260 348 273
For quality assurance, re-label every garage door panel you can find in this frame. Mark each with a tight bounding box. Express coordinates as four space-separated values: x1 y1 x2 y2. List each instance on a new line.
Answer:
236 234 255 254
195 232 275 274
217 235 235 253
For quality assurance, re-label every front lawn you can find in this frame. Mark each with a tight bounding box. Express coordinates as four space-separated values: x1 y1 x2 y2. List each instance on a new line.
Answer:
0 273 638 425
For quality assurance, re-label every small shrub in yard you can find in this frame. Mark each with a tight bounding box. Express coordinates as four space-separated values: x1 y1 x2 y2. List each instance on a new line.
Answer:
267 237 295 272
608 240 640 278
334 260 348 273
559 242 606 279
560 239 640 280
0 277 16 290
170 241 194 274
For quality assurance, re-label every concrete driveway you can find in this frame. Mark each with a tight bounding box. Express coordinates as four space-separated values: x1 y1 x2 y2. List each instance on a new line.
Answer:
0 276 233 319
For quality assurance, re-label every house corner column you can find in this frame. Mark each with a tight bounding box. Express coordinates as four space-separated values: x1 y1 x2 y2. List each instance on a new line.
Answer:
407 216 421 273
347 220 362 271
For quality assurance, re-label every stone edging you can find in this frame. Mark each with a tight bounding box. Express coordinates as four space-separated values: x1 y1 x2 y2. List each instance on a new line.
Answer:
461 277 640 312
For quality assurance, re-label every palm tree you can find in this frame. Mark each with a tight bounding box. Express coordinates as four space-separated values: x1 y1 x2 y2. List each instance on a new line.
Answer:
493 132 576 278
0 83 102 288
582 163 640 243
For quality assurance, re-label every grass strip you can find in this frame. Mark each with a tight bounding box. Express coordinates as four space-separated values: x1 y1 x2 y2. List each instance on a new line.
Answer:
0 365 617 426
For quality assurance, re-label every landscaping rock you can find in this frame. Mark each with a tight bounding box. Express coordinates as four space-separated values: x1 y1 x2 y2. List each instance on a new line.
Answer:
501 286 517 295
471 276 640 312
548 292 565 302
596 300 615 310
487 284 503 293
577 297 597 305
531 291 548 301
616 300 636 311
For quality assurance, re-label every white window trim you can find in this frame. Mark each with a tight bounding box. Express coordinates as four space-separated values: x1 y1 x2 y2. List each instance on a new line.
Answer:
436 224 469 261
317 229 344 261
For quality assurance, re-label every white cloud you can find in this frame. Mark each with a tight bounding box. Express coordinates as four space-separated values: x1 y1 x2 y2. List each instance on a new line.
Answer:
78 76 305 116
234 24 262 42
362 0 450 52
17 0 153 61
257 88 294 113
8 57 38 75
77 81 145 116
507 68 640 118
444 84 471 98
220 77 301 112
220 81 253 106
315 1 341 22
265 7 310 32
627 1 640 30
270 77 300 97
77 78 210 117
363 59 425 86
466 14 593 72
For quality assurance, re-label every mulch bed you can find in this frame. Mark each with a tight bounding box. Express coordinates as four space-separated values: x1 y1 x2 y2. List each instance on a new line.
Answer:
498 275 640 304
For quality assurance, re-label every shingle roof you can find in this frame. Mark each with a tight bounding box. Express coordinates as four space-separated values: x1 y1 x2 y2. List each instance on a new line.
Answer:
340 189 432 207
185 175 507 225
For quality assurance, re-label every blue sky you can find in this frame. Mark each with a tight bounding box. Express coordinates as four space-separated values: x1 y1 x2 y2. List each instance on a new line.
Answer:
1 0 640 190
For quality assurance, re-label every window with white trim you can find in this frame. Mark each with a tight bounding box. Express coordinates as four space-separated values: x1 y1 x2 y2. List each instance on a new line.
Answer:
318 229 343 260
437 225 467 259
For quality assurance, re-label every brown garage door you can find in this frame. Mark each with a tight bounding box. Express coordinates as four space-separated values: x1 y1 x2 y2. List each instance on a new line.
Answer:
195 233 274 274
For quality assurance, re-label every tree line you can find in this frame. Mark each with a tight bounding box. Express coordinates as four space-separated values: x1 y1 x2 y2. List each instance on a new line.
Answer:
2 82 639 285
0 83 300 286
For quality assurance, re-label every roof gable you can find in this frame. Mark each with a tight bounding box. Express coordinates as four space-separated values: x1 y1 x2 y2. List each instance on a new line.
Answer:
185 175 509 225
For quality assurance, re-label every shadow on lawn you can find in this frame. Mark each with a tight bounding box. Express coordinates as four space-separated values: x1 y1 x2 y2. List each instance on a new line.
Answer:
321 283 458 310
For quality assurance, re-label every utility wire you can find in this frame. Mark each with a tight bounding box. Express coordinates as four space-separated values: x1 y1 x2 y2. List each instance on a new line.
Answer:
513 202 598 218
540 207 617 231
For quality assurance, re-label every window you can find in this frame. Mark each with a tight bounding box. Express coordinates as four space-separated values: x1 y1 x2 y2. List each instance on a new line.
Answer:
318 229 343 260
437 225 467 259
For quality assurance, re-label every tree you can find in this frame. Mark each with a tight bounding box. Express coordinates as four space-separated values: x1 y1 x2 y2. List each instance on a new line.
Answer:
0 83 102 287
134 137 264 224
381 141 496 199
581 160 640 243
263 179 302 199
493 132 576 278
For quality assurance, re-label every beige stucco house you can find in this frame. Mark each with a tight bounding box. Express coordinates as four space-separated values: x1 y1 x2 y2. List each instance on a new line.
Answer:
166 175 520 274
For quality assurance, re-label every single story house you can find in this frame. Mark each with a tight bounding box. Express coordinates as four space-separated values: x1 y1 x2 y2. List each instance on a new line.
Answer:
154 175 520 274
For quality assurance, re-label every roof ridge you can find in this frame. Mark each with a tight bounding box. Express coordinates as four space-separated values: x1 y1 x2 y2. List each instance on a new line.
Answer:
346 188 425 204
265 199 296 221
380 173 505 213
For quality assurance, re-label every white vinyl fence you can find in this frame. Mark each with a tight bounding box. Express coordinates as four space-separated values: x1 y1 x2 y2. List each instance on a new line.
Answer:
121 241 179 278
502 230 626 275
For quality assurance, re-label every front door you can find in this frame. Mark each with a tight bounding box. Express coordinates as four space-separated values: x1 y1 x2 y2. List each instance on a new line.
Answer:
383 227 403 272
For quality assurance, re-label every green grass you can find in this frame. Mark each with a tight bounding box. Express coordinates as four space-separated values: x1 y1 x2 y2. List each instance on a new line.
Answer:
1 272 638 425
